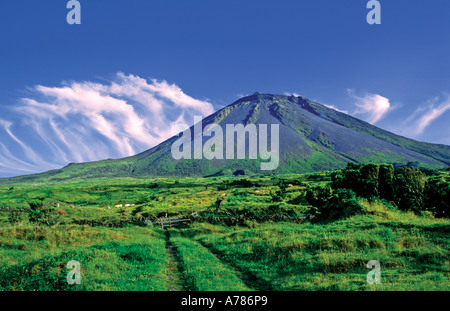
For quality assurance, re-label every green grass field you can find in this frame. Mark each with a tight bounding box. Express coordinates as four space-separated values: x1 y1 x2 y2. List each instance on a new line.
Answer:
0 171 448 291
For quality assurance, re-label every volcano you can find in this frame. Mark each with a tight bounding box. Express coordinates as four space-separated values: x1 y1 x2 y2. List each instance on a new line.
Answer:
4 93 450 182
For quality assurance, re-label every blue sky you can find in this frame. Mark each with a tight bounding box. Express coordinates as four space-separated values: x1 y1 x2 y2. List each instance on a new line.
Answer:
0 0 449 177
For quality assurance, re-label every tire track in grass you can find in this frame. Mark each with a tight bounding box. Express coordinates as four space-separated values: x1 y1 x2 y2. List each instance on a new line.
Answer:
169 229 250 291
194 239 274 291
163 230 187 291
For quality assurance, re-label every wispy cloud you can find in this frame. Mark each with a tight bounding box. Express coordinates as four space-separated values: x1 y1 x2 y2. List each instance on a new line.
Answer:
0 73 215 177
403 95 450 137
415 95 450 135
348 89 391 124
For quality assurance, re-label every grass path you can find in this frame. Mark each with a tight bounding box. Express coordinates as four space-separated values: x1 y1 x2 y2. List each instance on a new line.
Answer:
163 231 187 291
168 228 250 291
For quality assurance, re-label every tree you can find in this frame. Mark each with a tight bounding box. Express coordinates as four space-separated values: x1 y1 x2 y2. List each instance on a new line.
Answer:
311 163 446 219
358 163 380 197
378 164 395 201
393 167 426 212
425 177 450 218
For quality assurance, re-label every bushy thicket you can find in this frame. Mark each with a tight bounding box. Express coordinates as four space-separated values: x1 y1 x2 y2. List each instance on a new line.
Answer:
27 199 63 226
306 163 449 221
305 187 361 222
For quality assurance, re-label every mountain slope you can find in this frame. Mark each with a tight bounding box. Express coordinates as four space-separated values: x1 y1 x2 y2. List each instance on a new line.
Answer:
2 93 450 182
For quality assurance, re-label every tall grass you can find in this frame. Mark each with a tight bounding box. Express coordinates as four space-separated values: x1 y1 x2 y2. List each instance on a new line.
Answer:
185 206 449 290
0 226 168 291
0 172 448 291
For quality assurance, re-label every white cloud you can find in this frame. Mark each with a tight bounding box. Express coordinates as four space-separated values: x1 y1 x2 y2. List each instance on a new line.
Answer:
324 104 349 114
414 96 450 135
236 93 250 99
0 120 51 166
348 89 391 124
0 141 38 172
284 92 301 97
0 73 215 177
406 95 450 137
376 94 450 145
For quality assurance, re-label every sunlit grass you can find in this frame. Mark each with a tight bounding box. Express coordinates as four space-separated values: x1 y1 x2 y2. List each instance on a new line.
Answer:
183 206 449 290
0 225 168 291
0 172 448 291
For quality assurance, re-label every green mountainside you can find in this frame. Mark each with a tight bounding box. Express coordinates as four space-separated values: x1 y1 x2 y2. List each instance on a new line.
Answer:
2 93 449 183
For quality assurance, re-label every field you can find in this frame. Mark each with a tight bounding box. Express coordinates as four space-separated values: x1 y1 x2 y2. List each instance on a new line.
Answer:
0 170 449 291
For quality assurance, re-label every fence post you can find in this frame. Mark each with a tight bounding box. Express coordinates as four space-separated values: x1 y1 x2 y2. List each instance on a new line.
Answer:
160 218 164 229
169 217 172 228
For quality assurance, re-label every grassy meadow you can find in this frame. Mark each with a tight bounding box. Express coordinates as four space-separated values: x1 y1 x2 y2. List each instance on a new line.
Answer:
0 169 448 291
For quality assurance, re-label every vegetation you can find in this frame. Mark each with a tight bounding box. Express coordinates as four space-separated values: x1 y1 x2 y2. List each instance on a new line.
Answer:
169 229 250 291
306 163 449 222
0 166 448 291
0 225 168 291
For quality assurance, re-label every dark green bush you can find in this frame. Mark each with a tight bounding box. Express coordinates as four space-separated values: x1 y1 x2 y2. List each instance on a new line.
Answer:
27 200 60 225
331 163 395 199
378 164 395 201
305 186 361 222
425 177 450 218
305 186 333 209
29 199 44 211
229 179 254 187
328 163 447 218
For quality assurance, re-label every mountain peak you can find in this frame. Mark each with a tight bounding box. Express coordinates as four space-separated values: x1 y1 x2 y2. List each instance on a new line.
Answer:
235 92 305 108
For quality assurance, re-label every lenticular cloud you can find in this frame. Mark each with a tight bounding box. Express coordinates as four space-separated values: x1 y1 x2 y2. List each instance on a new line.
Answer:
348 89 391 124
0 73 215 177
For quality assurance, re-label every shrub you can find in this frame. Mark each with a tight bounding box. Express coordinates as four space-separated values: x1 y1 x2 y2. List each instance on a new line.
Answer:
29 199 44 211
306 186 361 222
8 210 23 224
27 200 61 226
229 179 254 187
305 186 333 209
